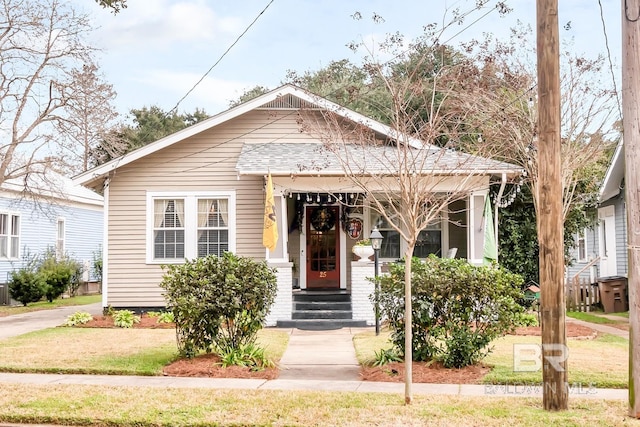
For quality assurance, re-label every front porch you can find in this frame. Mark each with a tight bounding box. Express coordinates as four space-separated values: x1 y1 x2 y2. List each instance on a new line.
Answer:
264 189 495 327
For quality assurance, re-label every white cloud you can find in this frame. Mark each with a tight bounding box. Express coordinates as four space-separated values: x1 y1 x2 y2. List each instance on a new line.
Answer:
129 68 256 114
94 0 243 50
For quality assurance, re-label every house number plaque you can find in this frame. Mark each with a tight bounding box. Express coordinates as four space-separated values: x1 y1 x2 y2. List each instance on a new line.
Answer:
319 271 327 278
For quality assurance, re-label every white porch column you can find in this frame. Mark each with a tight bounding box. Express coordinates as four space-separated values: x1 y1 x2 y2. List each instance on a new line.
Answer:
265 262 293 327
350 261 376 326
468 191 488 265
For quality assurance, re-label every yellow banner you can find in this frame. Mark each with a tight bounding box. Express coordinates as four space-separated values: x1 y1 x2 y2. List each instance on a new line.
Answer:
262 173 278 251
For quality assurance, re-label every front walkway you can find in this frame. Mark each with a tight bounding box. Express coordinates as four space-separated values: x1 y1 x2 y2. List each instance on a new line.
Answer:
277 328 363 381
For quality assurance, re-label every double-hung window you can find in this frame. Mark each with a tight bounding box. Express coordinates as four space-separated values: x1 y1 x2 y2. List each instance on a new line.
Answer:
369 200 444 260
56 218 66 258
197 199 229 257
577 229 587 262
147 192 235 263
0 213 20 259
370 202 401 259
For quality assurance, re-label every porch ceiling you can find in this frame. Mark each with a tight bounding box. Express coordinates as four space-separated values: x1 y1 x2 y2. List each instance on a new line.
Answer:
235 142 523 177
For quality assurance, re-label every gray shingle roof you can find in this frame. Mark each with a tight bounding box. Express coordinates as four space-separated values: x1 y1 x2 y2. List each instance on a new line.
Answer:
236 142 522 177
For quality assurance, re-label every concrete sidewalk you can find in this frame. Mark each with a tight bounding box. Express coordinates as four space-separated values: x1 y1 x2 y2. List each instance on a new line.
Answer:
0 372 626 400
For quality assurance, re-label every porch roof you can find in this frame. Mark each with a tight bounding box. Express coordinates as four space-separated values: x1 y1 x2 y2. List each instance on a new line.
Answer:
236 142 523 177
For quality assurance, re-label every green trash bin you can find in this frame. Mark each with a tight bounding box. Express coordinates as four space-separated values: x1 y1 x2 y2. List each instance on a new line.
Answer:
598 276 628 313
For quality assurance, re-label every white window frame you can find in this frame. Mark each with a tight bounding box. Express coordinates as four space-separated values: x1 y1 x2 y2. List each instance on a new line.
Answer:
146 191 236 264
56 218 66 258
0 211 20 260
576 229 587 262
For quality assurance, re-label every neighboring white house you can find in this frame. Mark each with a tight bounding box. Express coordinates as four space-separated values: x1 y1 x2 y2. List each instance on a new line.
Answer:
0 171 104 305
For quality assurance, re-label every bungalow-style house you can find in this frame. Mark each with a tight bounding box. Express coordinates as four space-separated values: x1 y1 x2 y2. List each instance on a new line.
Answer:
74 84 521 328
0 171 103 305
567 139 627 283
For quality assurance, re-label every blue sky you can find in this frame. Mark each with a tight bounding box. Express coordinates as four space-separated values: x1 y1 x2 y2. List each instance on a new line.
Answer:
75 0 621 120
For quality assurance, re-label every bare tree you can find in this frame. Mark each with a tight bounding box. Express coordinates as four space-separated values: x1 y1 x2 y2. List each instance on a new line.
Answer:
0 0 95 189
56 60 118 172
300 30 519 404
455 28 618 220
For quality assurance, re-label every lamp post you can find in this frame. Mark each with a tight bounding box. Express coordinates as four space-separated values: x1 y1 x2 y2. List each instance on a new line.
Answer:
370 227 383 336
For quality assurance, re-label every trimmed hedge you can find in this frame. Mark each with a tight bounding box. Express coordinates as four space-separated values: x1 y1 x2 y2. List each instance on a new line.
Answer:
160 252 277 358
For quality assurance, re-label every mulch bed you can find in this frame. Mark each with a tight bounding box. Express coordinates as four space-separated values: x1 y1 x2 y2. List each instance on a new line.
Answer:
76 314 175 329
76 316 599 382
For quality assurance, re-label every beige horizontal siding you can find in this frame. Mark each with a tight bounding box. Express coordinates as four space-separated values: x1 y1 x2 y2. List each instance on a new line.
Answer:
106 110 309 307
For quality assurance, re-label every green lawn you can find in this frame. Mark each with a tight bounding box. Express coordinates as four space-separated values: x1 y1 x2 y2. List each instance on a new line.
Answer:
0 326 635 426
0 294 101 317
0 384 637 427
0 327 289 376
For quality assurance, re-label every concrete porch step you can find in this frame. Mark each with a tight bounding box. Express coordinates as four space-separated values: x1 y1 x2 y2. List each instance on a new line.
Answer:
292 310 353 320
275 319 368 330
294 301 352 311
292 292 351 303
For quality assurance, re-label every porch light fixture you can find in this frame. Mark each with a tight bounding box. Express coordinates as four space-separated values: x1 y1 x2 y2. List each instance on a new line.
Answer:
370 227 384 335
370 227 383 251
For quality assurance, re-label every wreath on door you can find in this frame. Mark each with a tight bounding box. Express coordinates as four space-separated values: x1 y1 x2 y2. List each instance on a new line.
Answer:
310 207 335 232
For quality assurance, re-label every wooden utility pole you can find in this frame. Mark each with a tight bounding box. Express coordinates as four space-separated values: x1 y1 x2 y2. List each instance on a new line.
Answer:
536 0 568 411
623 0 640 417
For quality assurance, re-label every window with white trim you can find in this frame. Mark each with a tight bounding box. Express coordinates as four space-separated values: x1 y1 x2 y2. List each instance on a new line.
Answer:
197 198 229 257
154 199 185 259
369 201 443 259
56 218 66 258
577 229 587 262
0 213 20 259
147 192 235 263
370 202 401 259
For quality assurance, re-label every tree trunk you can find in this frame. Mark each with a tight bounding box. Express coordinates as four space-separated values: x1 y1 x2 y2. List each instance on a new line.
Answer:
404 252 413 404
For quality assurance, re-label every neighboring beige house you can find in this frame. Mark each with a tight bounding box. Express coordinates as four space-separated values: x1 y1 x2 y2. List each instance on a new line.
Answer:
74 84 521 328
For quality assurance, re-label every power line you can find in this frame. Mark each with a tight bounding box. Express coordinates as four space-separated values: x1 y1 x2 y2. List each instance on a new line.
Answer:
113 0 515 177
598 0 623 122
167 0 275 115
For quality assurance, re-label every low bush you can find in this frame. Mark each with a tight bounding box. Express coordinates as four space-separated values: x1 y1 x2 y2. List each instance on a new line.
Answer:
8 269 45 306
113 310 140 328
217 342 275 370
38 251 82 302
371 348 403 367
375 255 525 368
161 252 277 359
64 311 94 326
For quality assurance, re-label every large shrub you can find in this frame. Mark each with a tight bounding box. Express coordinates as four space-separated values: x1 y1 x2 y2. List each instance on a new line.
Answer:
38 251 82 302
375 255 525 368
160 252 277 359
8 268 45 306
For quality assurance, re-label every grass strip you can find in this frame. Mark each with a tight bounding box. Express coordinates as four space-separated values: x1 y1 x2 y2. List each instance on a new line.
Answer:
566 311 628 324
0 383 634 427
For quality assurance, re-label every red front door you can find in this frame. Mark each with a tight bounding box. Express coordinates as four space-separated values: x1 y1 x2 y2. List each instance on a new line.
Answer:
306 206 340 289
